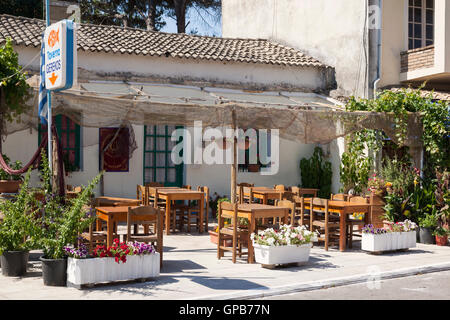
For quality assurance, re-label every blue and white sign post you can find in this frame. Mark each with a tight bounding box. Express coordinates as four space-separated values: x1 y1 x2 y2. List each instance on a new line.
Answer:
42 0 77 180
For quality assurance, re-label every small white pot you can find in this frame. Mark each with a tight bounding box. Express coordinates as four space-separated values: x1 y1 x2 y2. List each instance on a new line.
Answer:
67 253 160 287
252 242 312 265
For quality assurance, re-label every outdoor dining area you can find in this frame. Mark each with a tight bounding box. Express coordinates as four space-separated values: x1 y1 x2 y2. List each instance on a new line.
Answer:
82 182 377 268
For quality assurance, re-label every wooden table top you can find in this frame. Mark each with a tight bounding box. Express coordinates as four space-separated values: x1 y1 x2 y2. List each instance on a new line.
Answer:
301 198 370 208
96 206 140 214
237 203 286 211
148 188 204 195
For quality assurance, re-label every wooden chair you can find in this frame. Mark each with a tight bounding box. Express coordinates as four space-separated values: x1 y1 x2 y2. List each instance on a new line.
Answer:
237 183 254 203
145 182 164 206
79 221 108 254
217 201 249 263
346 196 368 248
238 185 254 204
331 193 349 201
274 184 286 191
291 187 319 197
275 199 296 226
183 186 209 232
310 198 341 251
292 195 310 227
124 205 164 268
136 185 148 205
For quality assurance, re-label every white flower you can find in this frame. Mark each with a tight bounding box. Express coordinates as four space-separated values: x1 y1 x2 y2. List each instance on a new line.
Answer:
267 237 275 246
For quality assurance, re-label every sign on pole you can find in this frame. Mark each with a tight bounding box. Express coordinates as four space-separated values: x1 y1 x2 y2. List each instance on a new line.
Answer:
44 19 77 91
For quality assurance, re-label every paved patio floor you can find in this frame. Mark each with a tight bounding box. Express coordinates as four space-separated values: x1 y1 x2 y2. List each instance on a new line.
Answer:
1 230 450 300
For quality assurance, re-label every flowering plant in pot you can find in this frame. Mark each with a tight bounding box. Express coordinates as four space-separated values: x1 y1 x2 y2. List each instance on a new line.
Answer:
250 225 319 265
362 220 417 252
0 170 41 276
64 239 159 288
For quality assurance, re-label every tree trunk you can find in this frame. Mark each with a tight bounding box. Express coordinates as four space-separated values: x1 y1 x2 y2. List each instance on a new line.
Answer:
173 0 187 33
147 0 157 31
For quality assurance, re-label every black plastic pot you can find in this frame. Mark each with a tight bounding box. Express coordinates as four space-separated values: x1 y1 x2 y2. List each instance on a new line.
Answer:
0 251 29 277
40 256 67 286
419 227 435 244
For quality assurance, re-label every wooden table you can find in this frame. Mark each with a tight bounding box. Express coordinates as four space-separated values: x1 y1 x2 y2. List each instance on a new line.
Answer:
148 188 205 235
238 187 286 204
96 206 164 247
220 203 289 263
301 198 370 252
95 196 142 207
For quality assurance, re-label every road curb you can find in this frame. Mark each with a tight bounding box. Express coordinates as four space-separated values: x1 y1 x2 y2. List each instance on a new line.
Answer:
192 261 450 300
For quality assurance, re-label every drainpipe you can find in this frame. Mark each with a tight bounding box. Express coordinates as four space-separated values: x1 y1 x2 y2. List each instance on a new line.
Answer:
373 0 383 99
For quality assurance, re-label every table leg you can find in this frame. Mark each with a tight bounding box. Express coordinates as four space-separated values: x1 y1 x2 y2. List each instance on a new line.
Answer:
200 195 204 233
165 198 171 235
339 211 346 252
107 218 113 247
248 217 256 264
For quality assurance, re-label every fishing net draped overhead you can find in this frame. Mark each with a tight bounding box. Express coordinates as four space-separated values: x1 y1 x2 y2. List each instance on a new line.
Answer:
5 80 424 165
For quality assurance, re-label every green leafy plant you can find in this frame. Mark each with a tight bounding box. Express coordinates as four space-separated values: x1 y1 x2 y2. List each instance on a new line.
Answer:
37 152 103 259
0 154 23 181
0 169 41 255
418 213 438 229
300 146 332 198
432 227 449 237
435 170 449 227
0 38 30 138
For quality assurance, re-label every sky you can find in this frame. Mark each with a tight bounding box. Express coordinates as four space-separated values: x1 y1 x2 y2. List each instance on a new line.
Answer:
159 6 222 37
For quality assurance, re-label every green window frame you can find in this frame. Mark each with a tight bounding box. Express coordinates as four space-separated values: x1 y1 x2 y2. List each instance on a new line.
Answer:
38 114 81 171
143 125 183 187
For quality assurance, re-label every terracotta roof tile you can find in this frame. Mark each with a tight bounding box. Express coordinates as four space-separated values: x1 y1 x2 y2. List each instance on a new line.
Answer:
0 14 328 68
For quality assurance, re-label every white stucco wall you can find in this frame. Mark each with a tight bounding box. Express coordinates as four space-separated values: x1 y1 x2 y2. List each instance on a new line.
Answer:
3 39 344 198
222 0 368 98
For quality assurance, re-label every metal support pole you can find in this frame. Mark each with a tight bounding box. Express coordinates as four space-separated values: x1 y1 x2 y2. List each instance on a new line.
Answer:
45 0 52 177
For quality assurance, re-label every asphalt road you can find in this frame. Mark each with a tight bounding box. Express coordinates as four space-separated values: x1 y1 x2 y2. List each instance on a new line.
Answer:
259 270 450 300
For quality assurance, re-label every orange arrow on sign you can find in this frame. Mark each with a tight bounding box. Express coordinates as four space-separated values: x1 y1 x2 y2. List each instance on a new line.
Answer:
49 72 58 85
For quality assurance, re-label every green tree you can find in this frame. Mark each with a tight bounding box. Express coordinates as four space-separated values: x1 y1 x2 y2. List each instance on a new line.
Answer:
0 0 43 19
0 38 30 145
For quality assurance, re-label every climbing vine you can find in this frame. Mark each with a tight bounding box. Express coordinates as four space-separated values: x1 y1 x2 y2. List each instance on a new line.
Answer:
340 87 449 193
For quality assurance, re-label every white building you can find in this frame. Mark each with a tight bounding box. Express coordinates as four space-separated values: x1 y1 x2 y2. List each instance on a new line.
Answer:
0 10 345 200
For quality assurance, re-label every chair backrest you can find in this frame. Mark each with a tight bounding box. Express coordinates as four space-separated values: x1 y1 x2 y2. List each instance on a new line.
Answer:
311 197 329 214
240 186 254 203
276 199 295 223
237 182 254 188
295 188 319 197
274 184 286 191
349 196 369 204
331 193 348 201
282 191 295 201
218 201 238 223
145 182 164 187
66 184 73 191
183 185 192 190
127 205 162 233
136 185 148 205
73 186 82 193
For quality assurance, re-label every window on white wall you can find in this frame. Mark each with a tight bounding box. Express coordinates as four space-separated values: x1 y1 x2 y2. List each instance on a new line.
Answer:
408 0 434 49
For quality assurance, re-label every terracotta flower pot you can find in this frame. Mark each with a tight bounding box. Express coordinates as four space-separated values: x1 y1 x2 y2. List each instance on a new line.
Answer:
435 235 448 246
0 180 22 193
209 230 232 247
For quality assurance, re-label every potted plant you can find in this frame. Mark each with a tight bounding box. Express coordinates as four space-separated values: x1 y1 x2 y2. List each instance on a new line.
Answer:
251 225 318 266
0 170 41 276
65 240 159 288
37 154 103 286
433 227 449 246
0 154 23 193
418 213 438 244
362 220 417 253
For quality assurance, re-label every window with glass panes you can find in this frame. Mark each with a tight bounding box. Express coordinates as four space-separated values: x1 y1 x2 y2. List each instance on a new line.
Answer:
143 125 183 187
408 0 434 50
38 114 81 171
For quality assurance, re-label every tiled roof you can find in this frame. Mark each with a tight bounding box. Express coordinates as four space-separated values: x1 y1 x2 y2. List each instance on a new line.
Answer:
0 14 328 68
387 86 450 101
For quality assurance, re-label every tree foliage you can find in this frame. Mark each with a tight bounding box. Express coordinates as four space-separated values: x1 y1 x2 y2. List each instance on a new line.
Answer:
0 0 43 19
0 38 30 138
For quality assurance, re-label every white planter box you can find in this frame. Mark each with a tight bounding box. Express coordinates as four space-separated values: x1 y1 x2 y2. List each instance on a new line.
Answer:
362 231 416 252
252 242 312 265
67 253 160 288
